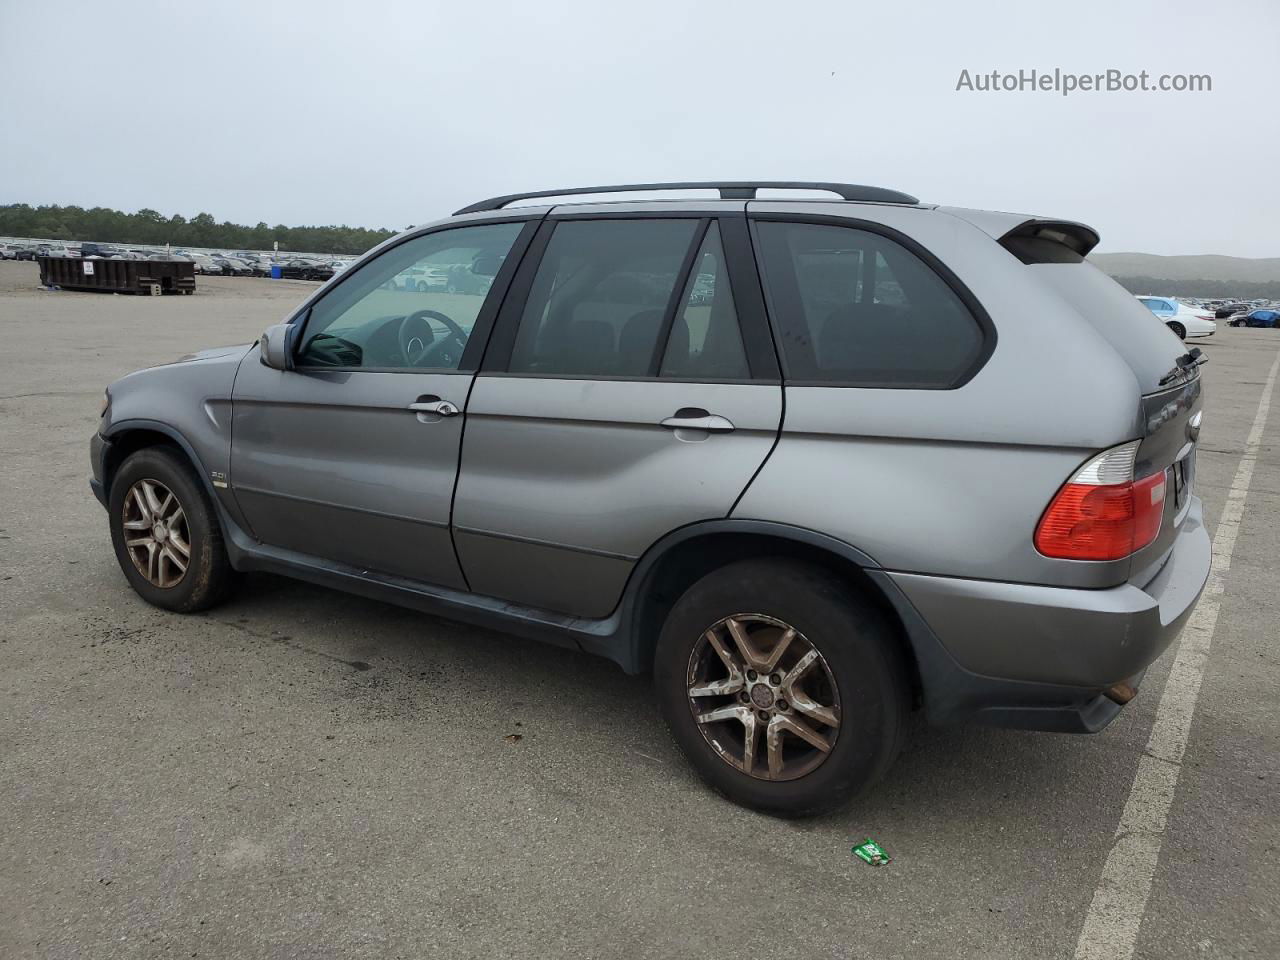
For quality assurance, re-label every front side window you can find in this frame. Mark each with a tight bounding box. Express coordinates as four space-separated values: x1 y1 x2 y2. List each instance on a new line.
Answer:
297 221 524 370
754 221 985 387
507 219 699 377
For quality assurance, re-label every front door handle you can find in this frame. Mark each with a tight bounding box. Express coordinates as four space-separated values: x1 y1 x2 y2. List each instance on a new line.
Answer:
660 412 735 433
408 398 459 417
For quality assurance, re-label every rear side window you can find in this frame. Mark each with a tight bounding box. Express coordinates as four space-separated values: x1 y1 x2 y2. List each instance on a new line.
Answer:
660 224 749 379
508 219 698 377
754 221 985 387
1138 297 1173 316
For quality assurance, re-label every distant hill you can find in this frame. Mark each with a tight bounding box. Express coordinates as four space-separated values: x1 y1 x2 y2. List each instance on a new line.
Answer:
1089 253 1280 300
1090 252 1280 284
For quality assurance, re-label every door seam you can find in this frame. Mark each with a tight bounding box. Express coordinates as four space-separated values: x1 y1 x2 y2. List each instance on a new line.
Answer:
446 371 480 592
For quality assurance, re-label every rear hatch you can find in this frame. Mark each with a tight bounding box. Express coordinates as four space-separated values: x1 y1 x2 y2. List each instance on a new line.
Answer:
1003 222 1203 583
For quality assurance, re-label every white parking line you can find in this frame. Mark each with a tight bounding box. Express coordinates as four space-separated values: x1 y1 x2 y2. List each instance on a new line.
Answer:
1073 346 1280 960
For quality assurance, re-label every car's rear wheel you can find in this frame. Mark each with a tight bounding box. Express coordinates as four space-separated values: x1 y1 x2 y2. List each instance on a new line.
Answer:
654 559 909 817
1168 321 1186 340
108 447 232 612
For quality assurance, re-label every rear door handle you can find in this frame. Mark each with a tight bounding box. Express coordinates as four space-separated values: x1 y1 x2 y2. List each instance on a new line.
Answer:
408 398 459 417
660 412 735 433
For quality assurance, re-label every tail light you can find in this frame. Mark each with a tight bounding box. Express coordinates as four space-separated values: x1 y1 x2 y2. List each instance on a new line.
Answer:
1196 315 1215 322
1034 441 1167 561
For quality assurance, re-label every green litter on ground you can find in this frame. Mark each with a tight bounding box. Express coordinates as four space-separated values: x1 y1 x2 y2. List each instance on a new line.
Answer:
853 839 890 866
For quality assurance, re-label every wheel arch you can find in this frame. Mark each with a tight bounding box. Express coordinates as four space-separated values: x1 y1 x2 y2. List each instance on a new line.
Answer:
621 521 923 707
102 420 215 504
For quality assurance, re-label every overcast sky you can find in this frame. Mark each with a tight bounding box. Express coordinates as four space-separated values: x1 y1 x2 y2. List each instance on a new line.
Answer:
1 0 1275 256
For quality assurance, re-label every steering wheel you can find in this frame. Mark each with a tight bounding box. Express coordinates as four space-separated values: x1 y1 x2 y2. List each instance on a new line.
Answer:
397 309 466 367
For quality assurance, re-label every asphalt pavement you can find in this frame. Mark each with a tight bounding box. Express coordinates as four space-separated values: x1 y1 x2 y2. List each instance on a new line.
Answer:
1 261 1276 959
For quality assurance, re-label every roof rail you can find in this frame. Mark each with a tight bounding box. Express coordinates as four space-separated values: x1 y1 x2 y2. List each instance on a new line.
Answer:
454 181 919 215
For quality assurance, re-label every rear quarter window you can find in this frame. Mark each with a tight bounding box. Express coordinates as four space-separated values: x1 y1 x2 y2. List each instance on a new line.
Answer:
753 220 987 388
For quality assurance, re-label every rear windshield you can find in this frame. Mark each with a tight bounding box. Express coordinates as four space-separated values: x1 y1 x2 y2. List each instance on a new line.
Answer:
1026 260 1187 393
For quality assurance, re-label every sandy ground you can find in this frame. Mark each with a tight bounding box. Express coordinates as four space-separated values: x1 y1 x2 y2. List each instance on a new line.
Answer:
0 259 1277 959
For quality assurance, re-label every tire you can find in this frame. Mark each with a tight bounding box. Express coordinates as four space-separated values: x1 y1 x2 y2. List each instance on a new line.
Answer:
1168 321 1186 340
108 446 232 613
654 558 909 817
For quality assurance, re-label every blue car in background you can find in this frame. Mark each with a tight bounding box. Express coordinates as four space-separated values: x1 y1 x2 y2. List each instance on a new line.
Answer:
1231 309 1280 328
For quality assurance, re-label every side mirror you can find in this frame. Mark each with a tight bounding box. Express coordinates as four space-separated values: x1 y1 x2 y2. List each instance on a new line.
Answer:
259 322 297 370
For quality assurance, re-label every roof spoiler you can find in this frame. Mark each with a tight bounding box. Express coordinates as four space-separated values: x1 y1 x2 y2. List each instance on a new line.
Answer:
999 218 1101 258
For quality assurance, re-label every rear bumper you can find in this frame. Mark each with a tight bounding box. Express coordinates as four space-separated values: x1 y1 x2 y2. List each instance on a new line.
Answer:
878 495 1211 731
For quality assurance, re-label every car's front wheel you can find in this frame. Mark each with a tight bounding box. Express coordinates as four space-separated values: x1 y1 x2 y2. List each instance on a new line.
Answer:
1168 321 1187 339
655 559 909 817
108 446 232 612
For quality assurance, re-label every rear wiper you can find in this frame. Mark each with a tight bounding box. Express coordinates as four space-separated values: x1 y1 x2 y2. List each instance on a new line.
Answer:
1158 346 1207 386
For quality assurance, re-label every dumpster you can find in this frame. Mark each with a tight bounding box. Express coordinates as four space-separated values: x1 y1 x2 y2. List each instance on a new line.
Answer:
38 257 196 295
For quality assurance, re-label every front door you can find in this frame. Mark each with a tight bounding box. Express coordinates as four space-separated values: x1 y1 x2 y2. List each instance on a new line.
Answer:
230 219 533 589
452 212 783 617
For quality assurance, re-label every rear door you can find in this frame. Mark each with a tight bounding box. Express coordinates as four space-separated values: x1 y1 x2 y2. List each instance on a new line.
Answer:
230 219 535 589
452 209 782 617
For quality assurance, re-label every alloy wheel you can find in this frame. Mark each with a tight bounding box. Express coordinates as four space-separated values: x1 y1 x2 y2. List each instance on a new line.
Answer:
121 478 191 588
686 614 841 781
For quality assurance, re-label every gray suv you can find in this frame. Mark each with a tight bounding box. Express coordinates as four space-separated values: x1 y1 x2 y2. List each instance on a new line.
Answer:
90 181 1211 816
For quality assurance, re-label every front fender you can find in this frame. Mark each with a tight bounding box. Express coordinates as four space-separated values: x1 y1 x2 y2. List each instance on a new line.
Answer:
99 417 257 547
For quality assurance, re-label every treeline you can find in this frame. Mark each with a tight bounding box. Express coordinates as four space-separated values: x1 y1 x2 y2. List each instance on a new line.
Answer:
1110 274 1280 301
0 203 398 255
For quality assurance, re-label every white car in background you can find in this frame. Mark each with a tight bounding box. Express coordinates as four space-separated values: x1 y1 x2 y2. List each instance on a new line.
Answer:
1136 296 1217 340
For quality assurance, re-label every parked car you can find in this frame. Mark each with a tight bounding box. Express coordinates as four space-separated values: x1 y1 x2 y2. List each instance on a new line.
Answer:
1231 308 1280 328
79 242 123 259
278 259 334 281
1136 296 1216 339
388 265 447 291
89 180 1210 817
184 255 222 275
214 257 254 277
444 260 496 295
1214 302 1250 321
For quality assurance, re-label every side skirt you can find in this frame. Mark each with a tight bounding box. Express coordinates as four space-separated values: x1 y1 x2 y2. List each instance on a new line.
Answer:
222 522 634 669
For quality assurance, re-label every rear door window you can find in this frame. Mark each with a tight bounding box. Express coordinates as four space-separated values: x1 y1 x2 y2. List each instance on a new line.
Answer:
753 221 986 387
507 219 700 377
659 223 750 379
